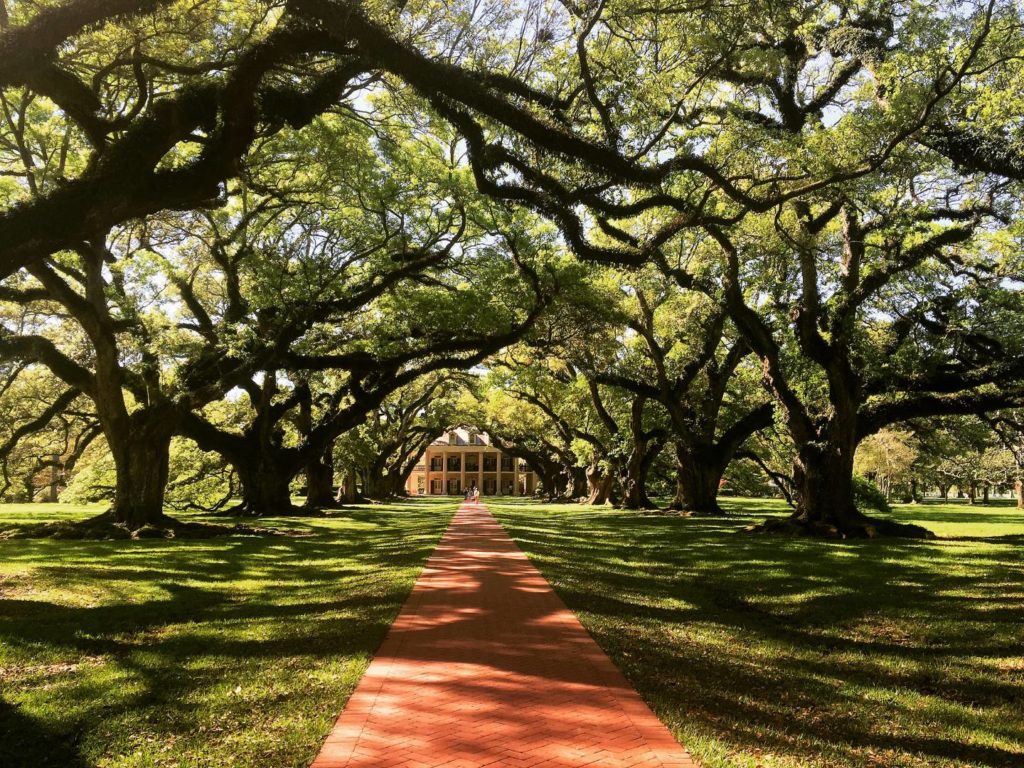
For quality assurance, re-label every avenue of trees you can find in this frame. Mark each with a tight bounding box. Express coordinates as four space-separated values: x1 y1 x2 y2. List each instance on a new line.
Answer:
1 0 1023 537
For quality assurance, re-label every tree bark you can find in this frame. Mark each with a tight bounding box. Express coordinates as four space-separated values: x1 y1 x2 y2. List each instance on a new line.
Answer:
754 435 932 538
619 438 661 510
616 396 659 510
667 445 725 515
304 448 335 508
583 465 614 505
105 409 176 528
336 470 359 503
234 458 298 516
1016 479 1024 510
364 468 406 500
48 454 60 502
21 474 35 503
524 457 568 502
619 477 653 509
565 466 588 500
540 467 568 501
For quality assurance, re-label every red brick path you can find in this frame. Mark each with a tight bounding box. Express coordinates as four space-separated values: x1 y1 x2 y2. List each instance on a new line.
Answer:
311 503 698 768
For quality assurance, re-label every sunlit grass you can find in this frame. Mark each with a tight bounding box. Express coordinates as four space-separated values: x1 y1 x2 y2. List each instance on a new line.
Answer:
4 496 1022 768
490 498 1024 768
0 499 455 768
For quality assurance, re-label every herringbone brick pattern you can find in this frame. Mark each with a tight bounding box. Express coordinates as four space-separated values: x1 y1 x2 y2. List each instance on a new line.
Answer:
311 502 698 768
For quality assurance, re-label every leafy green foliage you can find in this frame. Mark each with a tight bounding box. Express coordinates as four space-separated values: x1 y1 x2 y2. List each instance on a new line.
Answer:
852 475 891 514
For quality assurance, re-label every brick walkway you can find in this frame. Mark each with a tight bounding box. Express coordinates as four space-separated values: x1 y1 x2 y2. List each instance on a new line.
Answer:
311 503 698 768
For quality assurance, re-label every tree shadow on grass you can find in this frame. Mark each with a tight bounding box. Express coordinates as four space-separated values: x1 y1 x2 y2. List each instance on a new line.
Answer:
0 503 454 767
0 697 91 768
492 504 1024 768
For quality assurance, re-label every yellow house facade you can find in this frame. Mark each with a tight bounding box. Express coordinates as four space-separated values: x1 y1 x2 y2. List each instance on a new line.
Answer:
405 427 536 497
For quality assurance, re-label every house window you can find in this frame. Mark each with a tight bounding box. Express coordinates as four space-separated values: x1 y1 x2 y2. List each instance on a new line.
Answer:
483 454 497 471
484 478 497 495
500 455 513 471
448 430 459 445
430 456 443 471
447 478 461 495
466 453 479 472
469 432 479 445
501 479 514 495
431 479 442 494
447 455 461 472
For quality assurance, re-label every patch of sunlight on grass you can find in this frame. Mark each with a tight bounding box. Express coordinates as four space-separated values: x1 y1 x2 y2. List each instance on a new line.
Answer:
0 499 455 768
490 497 1024 768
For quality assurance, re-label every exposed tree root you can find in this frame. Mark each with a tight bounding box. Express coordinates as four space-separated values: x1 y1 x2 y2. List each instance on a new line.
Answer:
746 514 935 539
659 501 729 517
0 510 300 540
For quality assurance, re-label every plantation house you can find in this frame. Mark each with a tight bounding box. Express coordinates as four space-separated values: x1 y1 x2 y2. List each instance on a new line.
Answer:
405 428 536 497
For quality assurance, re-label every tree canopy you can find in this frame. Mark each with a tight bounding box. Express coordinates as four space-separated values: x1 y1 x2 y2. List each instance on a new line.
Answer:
1 0 1023 536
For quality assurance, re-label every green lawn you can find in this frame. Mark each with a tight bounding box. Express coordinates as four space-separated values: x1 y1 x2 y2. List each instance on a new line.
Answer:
489 498 1024 768
3 497 1021 768
0 500 455 768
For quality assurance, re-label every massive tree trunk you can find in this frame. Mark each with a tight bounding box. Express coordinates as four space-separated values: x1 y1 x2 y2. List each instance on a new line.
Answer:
530 458 567 502
619 475 653 509
541 467 569 501
583 464 614 505
667 445 725 515
363 473 390 500
619 449 656 509
364 467 406 500
565 466 588 501
1016 479 1024 510
47 455 60 502
239 462 299 518
618 442 659 510
21 474 35 503
297 385 335 509
336 470 359 504
181 413 303 517
304 447 335 508
617 397 660 510
233 457 299 516
756 433 932 539
105 409 176 528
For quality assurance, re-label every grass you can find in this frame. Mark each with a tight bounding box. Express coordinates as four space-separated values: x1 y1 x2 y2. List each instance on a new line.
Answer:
2 496 1021 768
0 499 455 768
489 498 1024 768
